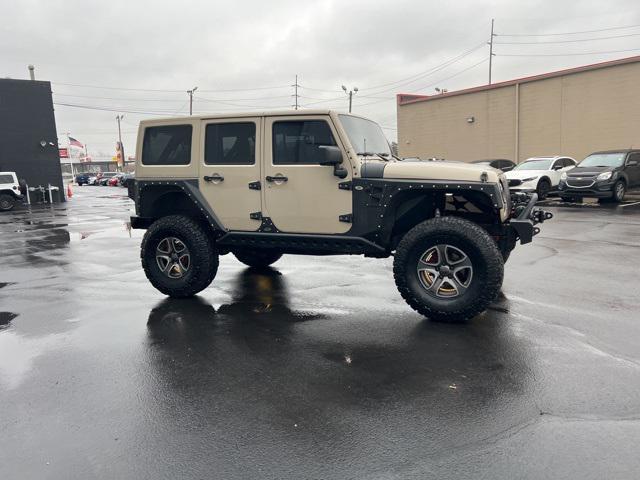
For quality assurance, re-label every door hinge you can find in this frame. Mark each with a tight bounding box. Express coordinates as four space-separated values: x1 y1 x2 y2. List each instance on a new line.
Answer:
338 181 352 191
248 181 261 190
339 214 353 223
250 211 262 220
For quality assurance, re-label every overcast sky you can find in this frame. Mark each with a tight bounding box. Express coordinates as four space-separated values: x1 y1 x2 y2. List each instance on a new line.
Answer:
2 0 639 158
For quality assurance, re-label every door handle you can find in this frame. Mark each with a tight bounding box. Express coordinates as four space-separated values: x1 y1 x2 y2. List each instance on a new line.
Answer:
266 175 288 183
204 174 224 183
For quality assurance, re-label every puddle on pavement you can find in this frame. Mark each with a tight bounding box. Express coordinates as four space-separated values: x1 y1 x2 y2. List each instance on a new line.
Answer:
0 312 18 329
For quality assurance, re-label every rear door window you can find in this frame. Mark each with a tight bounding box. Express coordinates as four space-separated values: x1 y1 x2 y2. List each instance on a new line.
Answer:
0 174 14 183
205 123 256 165
142 125 192 165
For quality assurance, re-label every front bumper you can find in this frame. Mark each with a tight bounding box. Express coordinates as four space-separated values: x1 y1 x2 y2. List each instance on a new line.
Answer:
507 192 553 244
558 180 614 198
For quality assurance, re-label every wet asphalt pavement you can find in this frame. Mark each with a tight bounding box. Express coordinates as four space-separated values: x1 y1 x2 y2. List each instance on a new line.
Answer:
1 187 640 479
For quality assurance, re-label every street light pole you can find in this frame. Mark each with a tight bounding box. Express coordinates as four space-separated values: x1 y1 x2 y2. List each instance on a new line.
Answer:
342 85 358 113
116 114 124 171
188 86 198 115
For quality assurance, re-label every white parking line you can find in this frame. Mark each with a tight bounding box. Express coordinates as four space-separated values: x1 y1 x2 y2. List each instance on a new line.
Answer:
620 201 640 207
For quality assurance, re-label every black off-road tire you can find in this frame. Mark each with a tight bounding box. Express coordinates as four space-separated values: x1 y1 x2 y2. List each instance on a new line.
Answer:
393 216 504 323
536 179 551 200
0 194 16 211
233 249 283 268
141 215 218 298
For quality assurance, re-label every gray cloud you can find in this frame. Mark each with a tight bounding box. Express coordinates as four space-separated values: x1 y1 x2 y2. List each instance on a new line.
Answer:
2 0 639 155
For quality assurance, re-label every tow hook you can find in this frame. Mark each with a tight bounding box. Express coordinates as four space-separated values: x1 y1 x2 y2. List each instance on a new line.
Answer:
532 209 553 224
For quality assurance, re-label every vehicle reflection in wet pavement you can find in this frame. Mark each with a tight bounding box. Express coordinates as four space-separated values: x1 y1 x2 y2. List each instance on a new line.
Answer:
1 187 639 479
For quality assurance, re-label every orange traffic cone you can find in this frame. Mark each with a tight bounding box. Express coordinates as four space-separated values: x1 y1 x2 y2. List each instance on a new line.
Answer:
67 183 73 198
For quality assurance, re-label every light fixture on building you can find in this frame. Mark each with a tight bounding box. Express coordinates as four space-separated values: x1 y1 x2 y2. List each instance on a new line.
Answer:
466 116 475 124
39 140 47 147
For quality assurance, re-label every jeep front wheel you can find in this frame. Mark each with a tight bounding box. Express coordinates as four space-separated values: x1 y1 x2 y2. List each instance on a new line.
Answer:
141 215 218 298
393 217 504 322
233 249 283 268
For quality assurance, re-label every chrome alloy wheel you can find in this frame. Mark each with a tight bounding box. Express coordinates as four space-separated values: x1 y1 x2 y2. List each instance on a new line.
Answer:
417 244 473 298
155 237 191 279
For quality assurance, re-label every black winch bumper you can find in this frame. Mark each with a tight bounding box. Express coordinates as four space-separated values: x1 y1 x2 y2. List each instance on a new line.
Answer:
508 193 553 244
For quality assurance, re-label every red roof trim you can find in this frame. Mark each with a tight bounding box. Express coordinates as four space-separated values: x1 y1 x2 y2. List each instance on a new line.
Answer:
397 55 640 106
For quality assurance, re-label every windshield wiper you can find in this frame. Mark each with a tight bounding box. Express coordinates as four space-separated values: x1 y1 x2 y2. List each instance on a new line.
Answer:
357 152 389 162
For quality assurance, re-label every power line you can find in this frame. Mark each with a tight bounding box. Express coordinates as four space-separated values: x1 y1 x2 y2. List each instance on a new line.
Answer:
52 81 290 93
497 23 640 37
54 102 180 115
496 47 640 57
359 43 487 94
355 57 489 109
193 95 291 109
495 32 640 45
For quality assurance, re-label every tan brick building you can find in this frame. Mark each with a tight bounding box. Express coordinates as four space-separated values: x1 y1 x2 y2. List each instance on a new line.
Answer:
397 56 640 163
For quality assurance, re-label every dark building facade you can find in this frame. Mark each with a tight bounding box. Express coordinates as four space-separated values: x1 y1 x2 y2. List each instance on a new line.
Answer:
0 78 64 201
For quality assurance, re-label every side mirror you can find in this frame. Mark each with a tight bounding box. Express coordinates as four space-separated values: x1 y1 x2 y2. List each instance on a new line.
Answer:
318 145 347 178
553 165 563 171
318 145 343 166
627 159 639 166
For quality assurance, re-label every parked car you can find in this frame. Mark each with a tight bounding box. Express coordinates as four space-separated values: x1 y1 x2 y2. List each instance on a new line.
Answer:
97 172 118 186
0 171 23 211
505 156 576 199
88 175 98 185
558 149 640 203
75 172 93 185
471 159 516 172
120 173 135 188
107 174 122 186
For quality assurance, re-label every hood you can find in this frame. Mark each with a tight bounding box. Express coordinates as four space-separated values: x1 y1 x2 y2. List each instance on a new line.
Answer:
381 160 502 183
567 165 614 177
505 169 547 180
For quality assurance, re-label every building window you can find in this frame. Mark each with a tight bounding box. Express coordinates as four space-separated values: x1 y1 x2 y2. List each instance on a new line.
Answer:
272 120 337 165
205 123 256 165
142 125 192 165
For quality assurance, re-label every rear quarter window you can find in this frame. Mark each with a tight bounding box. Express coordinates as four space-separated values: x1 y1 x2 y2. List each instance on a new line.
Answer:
142 125 192 165
0 174 15 183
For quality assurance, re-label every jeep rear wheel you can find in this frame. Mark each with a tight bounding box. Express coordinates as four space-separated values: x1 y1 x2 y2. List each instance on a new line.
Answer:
141 215 218 298
233 249 283 268
0 194 16 211
393 217 504 322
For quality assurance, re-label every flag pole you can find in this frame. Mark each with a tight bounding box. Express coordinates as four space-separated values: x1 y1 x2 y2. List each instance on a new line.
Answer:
66 132 75 181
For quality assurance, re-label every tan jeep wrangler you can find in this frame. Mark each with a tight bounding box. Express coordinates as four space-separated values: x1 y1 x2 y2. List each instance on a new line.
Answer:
130 110 551 321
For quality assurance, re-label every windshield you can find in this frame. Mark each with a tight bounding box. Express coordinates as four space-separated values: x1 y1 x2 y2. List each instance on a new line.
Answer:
339 115 391 156
579 153 625 168
513 159 552 171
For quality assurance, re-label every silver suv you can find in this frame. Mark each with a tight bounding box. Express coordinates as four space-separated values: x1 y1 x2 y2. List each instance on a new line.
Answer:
129 110 551 321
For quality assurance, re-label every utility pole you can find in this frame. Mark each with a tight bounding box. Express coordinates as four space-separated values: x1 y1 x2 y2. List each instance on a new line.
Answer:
342 85 358 113
291 75 300 110
488 18 495 85
187 86 198 115
116 114 124 172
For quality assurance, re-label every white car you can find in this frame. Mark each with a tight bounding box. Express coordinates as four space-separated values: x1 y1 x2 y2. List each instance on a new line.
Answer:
0 171 23 211
506 156 577 199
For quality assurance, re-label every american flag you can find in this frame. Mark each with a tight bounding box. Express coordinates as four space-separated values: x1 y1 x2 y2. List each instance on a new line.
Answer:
69 136 84 148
